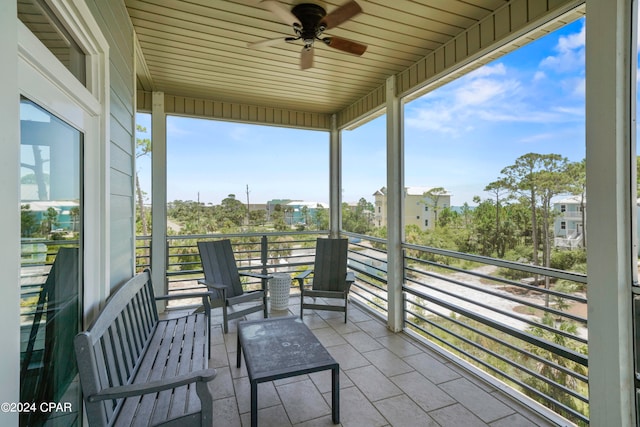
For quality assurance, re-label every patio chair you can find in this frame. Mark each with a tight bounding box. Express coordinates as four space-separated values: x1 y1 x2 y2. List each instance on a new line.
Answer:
295 238 355 323
198 239 269 333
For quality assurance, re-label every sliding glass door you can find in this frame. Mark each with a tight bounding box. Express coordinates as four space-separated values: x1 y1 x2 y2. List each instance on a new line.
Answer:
19 98 82 427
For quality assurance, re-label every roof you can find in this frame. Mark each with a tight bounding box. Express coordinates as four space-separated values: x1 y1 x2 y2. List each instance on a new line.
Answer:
555 195 585 205
405 186 450 196
287 201 329 209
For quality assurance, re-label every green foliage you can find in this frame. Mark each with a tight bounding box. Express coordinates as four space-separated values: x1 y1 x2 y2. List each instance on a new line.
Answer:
21 205 38 237
342 198 373 234
550 249 586 272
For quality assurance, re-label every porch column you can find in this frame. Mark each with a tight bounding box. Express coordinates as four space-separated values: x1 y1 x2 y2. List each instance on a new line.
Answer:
386 75 404 332
151 91 168 301
329 114 341 238
0 1 21 422
585 0 636 425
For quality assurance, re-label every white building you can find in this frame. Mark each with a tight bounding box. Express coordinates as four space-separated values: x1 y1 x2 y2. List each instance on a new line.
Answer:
553 195 586 249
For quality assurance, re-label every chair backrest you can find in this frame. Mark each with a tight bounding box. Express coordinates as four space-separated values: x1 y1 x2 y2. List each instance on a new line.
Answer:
198 239 244 298
312 238 348 292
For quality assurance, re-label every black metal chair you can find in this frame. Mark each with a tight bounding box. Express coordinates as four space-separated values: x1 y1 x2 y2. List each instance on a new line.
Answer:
198 239 269 333
295 238 355 323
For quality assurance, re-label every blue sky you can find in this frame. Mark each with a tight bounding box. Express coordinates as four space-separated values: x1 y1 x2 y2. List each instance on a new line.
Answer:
137 17 593 206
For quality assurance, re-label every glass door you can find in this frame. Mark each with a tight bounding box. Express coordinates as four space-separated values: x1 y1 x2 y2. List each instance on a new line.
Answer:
19 98 82 427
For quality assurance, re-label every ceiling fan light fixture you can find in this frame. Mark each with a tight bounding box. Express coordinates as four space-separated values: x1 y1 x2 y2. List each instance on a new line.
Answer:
253 1 366 69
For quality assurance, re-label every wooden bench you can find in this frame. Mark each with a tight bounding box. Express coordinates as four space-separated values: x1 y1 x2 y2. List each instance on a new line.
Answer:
74 269 217 427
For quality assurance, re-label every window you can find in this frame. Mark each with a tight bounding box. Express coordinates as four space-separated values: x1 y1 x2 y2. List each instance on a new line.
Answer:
561 221 567 230
425 219 429 227
18 0 86 85
561 205 567 212
416 216 420 220
424 206 429 212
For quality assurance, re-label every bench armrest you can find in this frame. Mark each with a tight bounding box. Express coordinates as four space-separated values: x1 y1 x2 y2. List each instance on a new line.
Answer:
88 368 218 402
156 291 213 315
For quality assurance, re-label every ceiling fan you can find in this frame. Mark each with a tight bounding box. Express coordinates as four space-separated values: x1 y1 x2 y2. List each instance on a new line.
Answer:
249 1 367 70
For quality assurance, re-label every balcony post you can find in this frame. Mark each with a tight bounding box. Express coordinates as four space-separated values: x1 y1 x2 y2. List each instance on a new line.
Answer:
151 91 168 303
329 114 341 238
386 75 404 332
585 0 637 425
0 1 20 419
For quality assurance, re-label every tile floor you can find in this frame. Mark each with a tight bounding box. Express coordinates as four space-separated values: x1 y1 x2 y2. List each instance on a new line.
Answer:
196 297 562 427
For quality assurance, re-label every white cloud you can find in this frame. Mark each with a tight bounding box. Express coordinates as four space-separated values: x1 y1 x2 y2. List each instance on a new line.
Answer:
533 71 546 82
539 22 585 73
405 22 588 137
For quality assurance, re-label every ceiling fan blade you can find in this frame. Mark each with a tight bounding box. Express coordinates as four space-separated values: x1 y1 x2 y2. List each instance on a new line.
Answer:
247 37 286 49
259 1 301 27
300 46 314 70
324 36 367 56
321 0 362 29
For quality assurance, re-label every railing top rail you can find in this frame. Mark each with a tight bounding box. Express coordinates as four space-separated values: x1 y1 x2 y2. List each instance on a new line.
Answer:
402 242 587 284
339 230 387 245
164 230 329 241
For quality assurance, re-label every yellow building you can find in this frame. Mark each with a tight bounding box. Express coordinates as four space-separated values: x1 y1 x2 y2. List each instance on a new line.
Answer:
373 186 451 230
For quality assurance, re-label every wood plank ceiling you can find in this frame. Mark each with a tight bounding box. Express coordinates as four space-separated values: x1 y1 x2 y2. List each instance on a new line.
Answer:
126 0 510 115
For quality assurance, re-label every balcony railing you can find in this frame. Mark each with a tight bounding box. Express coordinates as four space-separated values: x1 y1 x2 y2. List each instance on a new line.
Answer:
135 231 589 425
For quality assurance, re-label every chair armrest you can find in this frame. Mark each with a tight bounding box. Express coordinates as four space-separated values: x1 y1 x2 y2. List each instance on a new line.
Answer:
87 368 217 402
155 291 213 301
294 269 313 287
197 279 227 291
346 272 355 283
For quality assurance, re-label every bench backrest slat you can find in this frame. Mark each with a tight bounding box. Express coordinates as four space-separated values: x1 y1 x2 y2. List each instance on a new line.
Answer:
74 270 159 427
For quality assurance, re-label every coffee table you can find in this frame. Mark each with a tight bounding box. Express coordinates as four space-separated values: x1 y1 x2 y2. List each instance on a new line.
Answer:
237 316 339 427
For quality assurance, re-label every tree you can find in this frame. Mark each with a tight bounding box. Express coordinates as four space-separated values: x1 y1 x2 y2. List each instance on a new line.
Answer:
271 204 288 231
220 194 246 227
422 187 447 228
42 207 59 235
70 206 80 233
342 198 373 234
500 153 569 268
21 205 38 237
135 125 152 236
314 205 329 230
484 178 511 257
501 153 570 307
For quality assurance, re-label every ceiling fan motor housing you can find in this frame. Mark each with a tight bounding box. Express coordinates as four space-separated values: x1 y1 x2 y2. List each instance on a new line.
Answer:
291 3 327 45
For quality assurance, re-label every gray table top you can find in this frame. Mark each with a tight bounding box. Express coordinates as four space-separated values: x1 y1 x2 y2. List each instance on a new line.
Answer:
238 316 338 383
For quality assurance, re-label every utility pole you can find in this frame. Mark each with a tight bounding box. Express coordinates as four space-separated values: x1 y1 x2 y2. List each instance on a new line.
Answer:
245 184 250 226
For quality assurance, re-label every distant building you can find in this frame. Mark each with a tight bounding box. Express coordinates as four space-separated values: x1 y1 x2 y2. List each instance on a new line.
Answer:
21 200 80 232
553 195 585 249
373 186 452 230
285 201 329 226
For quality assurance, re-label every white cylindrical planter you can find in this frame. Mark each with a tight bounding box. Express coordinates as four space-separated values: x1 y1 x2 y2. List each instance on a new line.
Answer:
269 273 291 310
